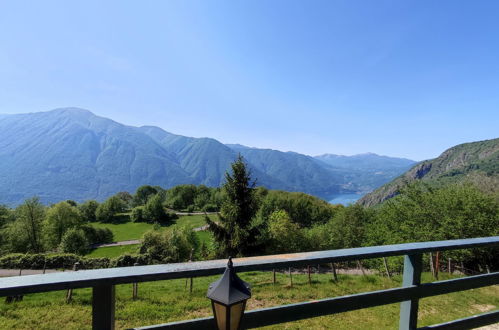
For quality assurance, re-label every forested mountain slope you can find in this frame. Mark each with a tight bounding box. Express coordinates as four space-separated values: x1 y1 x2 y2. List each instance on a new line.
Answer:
0 108 414 205
358 138 499 207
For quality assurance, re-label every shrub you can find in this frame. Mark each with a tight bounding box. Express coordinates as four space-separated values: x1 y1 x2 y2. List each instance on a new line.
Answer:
139 226 198 263
80 225 114 245
111 253 151 267
131 206 145 223
59 228 89 255
81 257 111 269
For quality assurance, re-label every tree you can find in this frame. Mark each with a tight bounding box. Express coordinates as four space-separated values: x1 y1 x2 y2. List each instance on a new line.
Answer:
133 185 158 206
59 228 89 255
266 210 306 253
96 196 126 222
143 194 169 223
79 200 99 222
206 155 260 256
44 201 83 249
116 191 134 208
15 197 45 252
139 226 199 263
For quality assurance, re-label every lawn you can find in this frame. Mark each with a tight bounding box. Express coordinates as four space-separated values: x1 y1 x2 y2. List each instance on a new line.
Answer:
91 214 217 242
87 215 216 258
86 244 140 258
0 271 497 329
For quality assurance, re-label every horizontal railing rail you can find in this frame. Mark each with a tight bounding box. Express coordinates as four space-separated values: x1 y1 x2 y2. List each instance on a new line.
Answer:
0 236 498 329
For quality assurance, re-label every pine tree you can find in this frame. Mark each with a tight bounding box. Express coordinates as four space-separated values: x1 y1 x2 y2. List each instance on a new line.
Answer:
206 155 260 256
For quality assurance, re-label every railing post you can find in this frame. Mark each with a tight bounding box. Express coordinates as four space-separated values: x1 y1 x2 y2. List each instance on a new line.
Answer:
399 253 422 330
92 285 115 330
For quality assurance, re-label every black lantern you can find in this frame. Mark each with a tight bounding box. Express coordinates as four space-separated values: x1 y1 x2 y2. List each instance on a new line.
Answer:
207 257 251 330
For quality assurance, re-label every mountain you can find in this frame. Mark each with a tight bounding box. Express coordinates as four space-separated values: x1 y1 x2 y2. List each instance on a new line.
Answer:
0 108 415 205
358 138 499 207
314 153 416 193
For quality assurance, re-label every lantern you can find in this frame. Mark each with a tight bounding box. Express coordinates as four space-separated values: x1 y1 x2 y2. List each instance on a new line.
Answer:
207 257 251 330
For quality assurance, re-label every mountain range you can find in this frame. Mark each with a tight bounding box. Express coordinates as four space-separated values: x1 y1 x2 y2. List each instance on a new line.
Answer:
0 108 416 205
358 137 499 207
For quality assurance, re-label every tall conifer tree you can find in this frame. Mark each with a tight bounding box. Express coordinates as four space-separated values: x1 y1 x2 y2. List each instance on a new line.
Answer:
206 155 259 256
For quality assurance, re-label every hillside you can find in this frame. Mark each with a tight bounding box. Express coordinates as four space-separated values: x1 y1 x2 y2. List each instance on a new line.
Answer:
358 138 499 207
0 108 414 205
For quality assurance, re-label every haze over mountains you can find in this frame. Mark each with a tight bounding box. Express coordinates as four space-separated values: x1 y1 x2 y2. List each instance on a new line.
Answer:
0 108 416 205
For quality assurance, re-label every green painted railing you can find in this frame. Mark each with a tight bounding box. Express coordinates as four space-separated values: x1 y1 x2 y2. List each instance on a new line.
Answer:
0 237 498 329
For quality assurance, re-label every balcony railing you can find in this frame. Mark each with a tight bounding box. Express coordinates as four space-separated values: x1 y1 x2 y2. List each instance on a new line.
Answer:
0 236 498 329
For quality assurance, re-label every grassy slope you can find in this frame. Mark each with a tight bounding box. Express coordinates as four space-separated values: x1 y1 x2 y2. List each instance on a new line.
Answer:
0 272 496 329
92 214 216 242
87 214 217 258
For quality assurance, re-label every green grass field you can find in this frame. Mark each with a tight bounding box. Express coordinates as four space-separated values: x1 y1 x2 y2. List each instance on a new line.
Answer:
91 214 217 242
0 272 496 329
87 215 216 258
86 244 140 258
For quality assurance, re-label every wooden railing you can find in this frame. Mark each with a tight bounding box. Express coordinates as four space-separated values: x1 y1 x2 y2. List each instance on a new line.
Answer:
1 237 498 329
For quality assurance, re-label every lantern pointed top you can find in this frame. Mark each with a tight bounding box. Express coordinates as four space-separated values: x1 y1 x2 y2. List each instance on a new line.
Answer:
207 257 251 306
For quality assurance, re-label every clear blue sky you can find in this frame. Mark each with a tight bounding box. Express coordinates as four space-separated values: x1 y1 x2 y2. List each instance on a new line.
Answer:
1 0 498 161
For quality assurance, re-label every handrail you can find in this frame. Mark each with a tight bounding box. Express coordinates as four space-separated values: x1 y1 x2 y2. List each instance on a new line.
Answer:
0 236 498 329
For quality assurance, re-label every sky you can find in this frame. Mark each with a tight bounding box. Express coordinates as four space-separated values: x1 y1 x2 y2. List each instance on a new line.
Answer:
0 1 498 161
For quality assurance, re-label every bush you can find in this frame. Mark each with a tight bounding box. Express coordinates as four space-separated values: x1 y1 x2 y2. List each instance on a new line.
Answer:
79 200 99 222
111 254 151 267
59 228 89 255
96 196 127 222
203 204 218 212
139 226 198 263
80 225 114 245
81 257 111 269
131 206 145 223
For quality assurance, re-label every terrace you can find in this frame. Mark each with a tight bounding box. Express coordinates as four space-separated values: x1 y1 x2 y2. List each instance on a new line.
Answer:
0 236 498 330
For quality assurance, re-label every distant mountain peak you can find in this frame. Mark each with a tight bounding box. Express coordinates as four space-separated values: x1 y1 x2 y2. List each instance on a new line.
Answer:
0 108 418 205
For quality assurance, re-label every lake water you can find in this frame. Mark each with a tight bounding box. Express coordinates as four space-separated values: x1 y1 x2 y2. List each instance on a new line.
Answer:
329 193 365 205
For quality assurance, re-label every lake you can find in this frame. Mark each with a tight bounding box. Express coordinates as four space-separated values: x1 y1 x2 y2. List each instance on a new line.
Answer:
329 193 365 205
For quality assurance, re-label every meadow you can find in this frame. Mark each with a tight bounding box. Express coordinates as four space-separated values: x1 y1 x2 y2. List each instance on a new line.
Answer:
86 214 217 258
0 271 497 329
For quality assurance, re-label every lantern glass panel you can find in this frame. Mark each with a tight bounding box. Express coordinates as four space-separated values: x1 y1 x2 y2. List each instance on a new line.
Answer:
229 301 245 330
213 302 227 330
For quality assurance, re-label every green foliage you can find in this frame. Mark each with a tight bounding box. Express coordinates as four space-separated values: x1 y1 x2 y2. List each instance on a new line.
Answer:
131 206 145 223
266 210 306 253
59 228 89 255
43 201 83 249
80 225 113 245
115 191 134 208
143 194 172 224
207 155 260 256
328 204 373 249
368 183 499 267
78 200 99 222
166 184 222 211
96 195 127 222
11 197 45 253
139 226 199 263
133 185 159 206
112 253 150 267
259 190 336 227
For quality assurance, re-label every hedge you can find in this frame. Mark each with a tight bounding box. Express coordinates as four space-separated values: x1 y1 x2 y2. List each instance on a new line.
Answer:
0 253 151 270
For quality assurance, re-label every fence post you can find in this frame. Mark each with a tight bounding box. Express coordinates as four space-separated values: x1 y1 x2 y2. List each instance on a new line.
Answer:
399 254 422 330
383 257 391 279
66 262 79 303
92 285 115 330
330 262 338 281
132 263 139 300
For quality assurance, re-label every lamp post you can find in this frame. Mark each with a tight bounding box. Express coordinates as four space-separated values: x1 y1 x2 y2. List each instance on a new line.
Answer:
207 257 251 330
